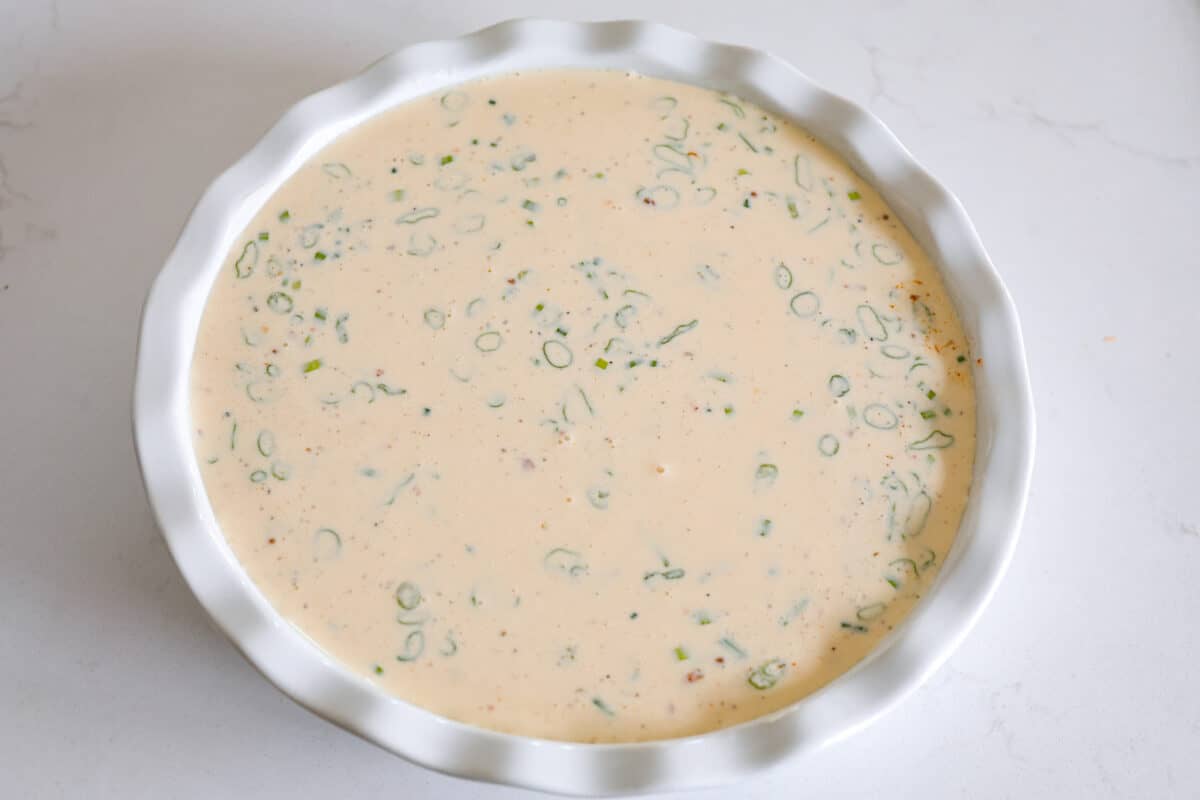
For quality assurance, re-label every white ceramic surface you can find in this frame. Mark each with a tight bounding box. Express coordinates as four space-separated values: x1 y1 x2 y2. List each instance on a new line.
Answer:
131 19 1033 795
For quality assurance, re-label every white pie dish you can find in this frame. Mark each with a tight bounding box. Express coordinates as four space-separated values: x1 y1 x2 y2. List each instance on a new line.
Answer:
132 18 1035 796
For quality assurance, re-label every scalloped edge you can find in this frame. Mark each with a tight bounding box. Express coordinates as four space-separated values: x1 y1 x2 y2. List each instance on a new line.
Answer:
133 19 1034 796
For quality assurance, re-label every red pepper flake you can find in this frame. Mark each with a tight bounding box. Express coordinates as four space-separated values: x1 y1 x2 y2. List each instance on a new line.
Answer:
714 656 725 665
687 151 698 157
267 538 276 544
643 197 655 205
750 191 758 197
375 368 384 377
686 669 705 683
506 278 516 285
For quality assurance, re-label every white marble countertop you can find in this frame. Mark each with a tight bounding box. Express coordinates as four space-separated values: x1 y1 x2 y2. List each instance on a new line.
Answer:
2 1 1197 797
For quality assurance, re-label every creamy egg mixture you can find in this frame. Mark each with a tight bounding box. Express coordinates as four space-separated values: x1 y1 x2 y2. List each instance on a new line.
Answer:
191 70 975 742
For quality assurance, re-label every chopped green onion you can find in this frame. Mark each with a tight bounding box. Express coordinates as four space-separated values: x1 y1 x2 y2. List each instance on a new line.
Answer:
586 487 610 510
299 225 324 251
395 581 422 610
510 150 537 171
234 241 258 279
719 637 747 658
789 291 820 318
871 243 903 265
828 374 850 398
321 162 351 179
718 98 746 118
857 304 888 341
657 319 698 346
748 659 786 690
909 430 955 450
423 308 446 330
614 304 637 329
266 292 293 314
774 264 794 289
313 527 341 560
542 339 573 369
863 404 899 430
396 207 440 225
396 629 425 662
857 603 886 621
474 331 503 352
544 547 588 578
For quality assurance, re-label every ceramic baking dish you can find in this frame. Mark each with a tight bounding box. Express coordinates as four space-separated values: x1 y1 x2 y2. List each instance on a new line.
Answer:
133 18 1035 795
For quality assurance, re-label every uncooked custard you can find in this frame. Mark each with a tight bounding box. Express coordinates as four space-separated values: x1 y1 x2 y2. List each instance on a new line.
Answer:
191 70 975 742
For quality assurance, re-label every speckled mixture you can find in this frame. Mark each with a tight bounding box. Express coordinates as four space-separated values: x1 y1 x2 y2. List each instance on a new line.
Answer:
191 70 975 742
